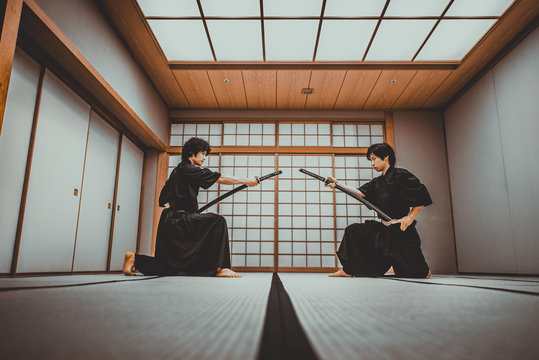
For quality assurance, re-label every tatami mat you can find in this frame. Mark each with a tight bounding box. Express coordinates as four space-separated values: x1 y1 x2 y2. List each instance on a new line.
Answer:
0 274 153 290
279 274 539 360
0 273 272 360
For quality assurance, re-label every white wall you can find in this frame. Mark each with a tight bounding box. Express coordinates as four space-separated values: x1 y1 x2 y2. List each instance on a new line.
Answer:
444 27 539 274
34 0 168 143
393 111 457 274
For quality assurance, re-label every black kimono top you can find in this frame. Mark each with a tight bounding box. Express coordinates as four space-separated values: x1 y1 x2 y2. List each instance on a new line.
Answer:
359 167 432 220
159 160 221 213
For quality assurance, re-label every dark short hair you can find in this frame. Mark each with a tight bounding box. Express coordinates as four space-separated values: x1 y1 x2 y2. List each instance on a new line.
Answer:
366 142 396 167
181 137 211 162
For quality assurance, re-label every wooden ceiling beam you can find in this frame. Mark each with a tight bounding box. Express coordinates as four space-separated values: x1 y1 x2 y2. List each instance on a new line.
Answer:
0 0 23 136
169 109 385 121
169 62 458 71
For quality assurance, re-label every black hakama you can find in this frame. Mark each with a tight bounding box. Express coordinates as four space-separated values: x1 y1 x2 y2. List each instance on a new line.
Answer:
337 167 432 278
134 160 231 276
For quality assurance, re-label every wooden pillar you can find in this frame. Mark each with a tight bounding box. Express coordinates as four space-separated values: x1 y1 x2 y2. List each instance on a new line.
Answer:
0 0 23 136
384 111 395 149
151 151 168 255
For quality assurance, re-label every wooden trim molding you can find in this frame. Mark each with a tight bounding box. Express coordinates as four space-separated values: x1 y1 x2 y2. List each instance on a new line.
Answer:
19 0 165 150
168 146 372 155
0 0 23 136
170 109 385 120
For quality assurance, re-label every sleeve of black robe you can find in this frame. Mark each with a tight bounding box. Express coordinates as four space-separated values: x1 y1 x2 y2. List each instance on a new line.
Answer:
184 165 221 189
358 178 376 203
395 169 433 208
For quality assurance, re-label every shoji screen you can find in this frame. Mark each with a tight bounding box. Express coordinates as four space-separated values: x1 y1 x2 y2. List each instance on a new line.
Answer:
0 49 41 273
220 155 276 268
168 120 387 271
278 155 335 269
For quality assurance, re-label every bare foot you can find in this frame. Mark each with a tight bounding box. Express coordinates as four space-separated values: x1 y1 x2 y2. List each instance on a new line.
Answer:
123 252 135 276
426 270 431 279
328 268 352 277
216 268 242 278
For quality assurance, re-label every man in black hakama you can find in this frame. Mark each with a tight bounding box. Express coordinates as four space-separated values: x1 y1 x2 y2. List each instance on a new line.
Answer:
123 137 258 277
327 143 432 278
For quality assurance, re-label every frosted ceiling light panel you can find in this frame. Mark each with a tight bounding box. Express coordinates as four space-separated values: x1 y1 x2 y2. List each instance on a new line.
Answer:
201 0 260 17
264 0 324 17
366 20 436 60
445 0 514 17
416 19 496 60
207 21 263 60
138 0 200 17
265 20 319 61
148 20 214 60
324 0 386 17
384 0 450 17
316 20 377 60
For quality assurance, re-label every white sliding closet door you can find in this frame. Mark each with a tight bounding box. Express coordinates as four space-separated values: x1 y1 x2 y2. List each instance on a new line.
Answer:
109 136 144 270
0 49 41 273
72 111 119 271
17 70 91 273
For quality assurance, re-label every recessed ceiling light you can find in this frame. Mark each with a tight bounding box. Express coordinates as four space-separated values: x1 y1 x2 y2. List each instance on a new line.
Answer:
224 79 230 83
302 88 314 94
391 79 397 84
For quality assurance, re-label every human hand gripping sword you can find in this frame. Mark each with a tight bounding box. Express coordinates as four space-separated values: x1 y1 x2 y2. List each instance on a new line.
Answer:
299 168 394 222
197 170 282 213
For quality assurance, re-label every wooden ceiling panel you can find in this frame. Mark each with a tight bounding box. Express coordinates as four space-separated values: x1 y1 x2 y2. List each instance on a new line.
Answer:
334 70 382 110
363 70 417 109
392 70 453 109
172 70 218 108
305 70 347 109
207 70 246 108
242 70 277 109
276 70 311 109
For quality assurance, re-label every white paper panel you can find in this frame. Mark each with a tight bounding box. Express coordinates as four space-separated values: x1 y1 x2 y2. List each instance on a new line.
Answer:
367 20 436 60
385 0 450 16
445 0 514 17
324 0 386 17
265 20 319 61
138 0 200 17
264 0 324 16
206 20 263 61
416 19 497 60
317 20 377 61
201 0 260 16
148 20 213 61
